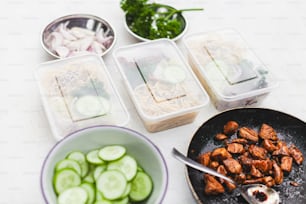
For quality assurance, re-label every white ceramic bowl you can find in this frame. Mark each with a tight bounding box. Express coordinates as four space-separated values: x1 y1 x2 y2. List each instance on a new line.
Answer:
40 125 168 203
41 14 116 58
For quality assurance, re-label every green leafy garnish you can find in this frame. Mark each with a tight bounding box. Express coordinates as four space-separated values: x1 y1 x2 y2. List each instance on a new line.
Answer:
120 0 203 40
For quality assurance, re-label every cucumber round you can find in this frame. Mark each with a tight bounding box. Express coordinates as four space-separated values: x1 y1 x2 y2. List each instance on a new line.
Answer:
96 170 127 200
67 151 89 177
55 159 82 176
93 165 107 181
107 155 137 181
112 196 129 204
53 169 81 195
98 145 126 161
129 171 153 202
74 96 110 117
86 149 105 165
58 186 88 204
80 182 95 204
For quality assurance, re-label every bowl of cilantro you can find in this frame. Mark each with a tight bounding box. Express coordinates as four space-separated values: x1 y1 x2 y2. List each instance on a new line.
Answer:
121 0 203 41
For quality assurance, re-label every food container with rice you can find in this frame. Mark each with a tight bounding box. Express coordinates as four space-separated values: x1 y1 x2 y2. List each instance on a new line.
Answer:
183 29 278 111
35 54 129 140
113 39 209 132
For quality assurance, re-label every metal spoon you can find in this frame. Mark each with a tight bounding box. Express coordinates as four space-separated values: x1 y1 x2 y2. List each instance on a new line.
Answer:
172 148 280 204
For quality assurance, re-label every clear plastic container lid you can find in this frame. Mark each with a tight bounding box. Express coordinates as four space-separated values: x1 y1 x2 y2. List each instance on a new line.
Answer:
183 29 278 100
36 54 129 140
113 39 209 121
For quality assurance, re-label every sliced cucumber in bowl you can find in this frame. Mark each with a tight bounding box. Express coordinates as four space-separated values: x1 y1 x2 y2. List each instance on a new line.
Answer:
52 145 153 203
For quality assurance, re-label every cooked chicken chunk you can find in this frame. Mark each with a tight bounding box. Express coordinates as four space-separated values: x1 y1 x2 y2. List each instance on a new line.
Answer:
215 133 228 141
272 160 283 185
198 152 211 167
211 147 232 161
244 176 275 187
209 161 220 170
249 145 267 160
262 139 278 152
223 158 242 174
272 141 290 157
250 165 263 178
223 121 239 135
234 172 246 184
239 127 258 142
252 159 273 173
230 138 248 145
289 145 304 165
280 156 293 172
216 165 236 192
259 123 278 141
204 174 225 195
227 143 244 154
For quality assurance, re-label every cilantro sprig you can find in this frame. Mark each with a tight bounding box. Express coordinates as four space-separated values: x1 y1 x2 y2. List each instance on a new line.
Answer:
120 0 203 40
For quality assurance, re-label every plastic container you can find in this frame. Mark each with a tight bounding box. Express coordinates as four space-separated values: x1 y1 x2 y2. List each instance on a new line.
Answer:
36 54 129 140
183 29 278 110
113 39 209 132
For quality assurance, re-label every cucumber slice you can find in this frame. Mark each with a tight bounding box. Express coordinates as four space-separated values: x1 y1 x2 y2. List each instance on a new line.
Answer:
94 200 111 204
86 149 105 165
74 96 110 117
98 145 126 161
96 170 127 200
80 182 95 204
67 151 89 177
129 171 153 202
163 64 186 84
107 155 137 181
53 169 81 195
83 171 95 184
121 182 131 198
58 186 88 204
55 159 82 176
93 165 107 181
113 196 129 204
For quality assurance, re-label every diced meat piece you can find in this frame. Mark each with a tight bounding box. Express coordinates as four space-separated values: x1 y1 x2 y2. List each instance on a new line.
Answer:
234 173 246 184
211 147 232 161
216 165 236 192
259 123 278 141
239 154 253 168
223 121 239 135
272 160 283 185
249 144 267 160
289 145 304 165
227 143 245 154
223 158 242 174
239 127 258 142
262 139 278 152
198 152 211 167
290 181 299 187
217 165 228 176
209 161 219 170
215 133 228 141
252 159 273 173
272 141 290 157
204 174 225 195
250 165 263 178
280 156 293 172
230 138 248 145
244 176 275 187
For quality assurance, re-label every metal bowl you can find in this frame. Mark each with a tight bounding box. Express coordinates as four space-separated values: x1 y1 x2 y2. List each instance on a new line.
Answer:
124 4 188 41
41 14 116 58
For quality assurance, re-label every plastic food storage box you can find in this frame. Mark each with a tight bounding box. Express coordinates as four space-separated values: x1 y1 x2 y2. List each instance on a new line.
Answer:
183 29 278 110
36 54 129 140
113 39 209 132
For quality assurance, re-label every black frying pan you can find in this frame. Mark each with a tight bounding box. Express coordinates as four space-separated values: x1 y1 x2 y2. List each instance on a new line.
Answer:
187 108 306 204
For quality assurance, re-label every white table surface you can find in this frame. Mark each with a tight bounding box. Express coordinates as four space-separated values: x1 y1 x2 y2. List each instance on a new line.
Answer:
0 0 306 203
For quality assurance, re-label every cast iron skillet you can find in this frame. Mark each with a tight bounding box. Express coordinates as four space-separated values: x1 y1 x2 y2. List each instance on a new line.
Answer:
187 108 306 204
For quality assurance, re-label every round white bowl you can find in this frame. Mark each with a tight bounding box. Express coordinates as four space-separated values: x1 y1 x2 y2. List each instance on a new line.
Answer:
40 125 168 203
41 14 116 58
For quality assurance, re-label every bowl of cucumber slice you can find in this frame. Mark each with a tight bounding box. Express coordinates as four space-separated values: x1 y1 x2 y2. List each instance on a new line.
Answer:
40 125 168 204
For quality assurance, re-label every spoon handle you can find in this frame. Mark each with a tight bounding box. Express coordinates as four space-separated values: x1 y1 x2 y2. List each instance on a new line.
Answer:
172 148 236 184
